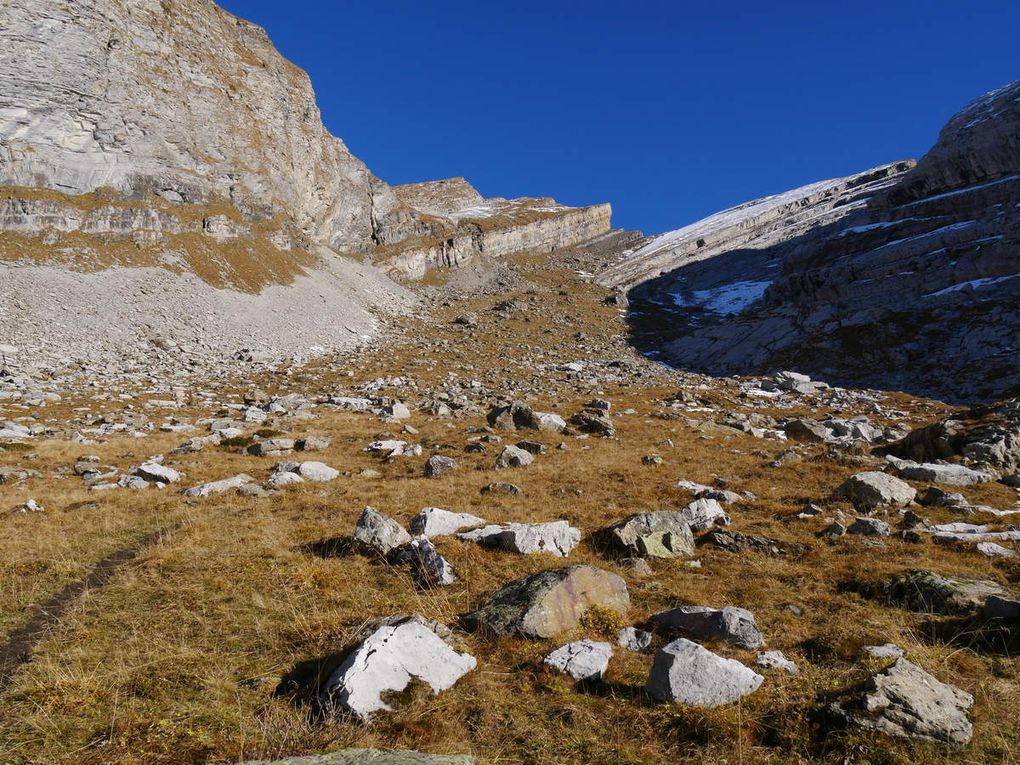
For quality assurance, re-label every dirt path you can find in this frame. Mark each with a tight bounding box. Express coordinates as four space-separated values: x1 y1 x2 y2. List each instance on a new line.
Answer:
0 525 176 695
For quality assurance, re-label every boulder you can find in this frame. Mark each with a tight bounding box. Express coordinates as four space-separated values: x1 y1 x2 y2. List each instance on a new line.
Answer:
645 638 764 707
246 438 296 457
464 565 629 638
832 658 973 745
836 472 916 510
458 521 580 557
382 403 411 420
409 507 486 537
651 606 764 649
886 457 994 486
544 639 614 681
392 538 458 587
423 455 457 478
884 570 1011 614
570 410 615 438
598 511 695 558
679 498 730 531
296 436 332 452
183 473 254 497
494 445 534 469
298 461 339 482
319 619 475 721
784 418 830 443
133 461 182 484
847 517 892 537
354 507 412 556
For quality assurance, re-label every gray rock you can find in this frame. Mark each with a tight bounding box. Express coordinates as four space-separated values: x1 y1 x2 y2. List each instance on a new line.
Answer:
846 517 892 537
246 439 296 457
183 473 254 498
494 445 534 469
320 619 475 721
617 627 654 653
464 565 630 639
458 521 580 557
423 455 457 478
836 472 916 510
297 461 339 482
393 538 458 587
976 542 1017 558
886 457 994 486
755 650 798 674
863 643 905 659
544 639 614 681
382 403 411 421
409 507 486 537
354 506 412 557
679 497 730 531
784 418 830 443
481 482 522 496
833 658 973 745
598 511 695 559
651 606 764 650
133 461 182 484
296 436 332 452
645 638 764 707
884 570 1011 614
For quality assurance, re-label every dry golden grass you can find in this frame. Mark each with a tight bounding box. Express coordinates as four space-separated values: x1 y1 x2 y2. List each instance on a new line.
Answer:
0 256 1017 764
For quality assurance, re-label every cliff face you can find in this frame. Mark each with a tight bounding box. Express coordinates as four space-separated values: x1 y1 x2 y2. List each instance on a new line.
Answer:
383 178 612 279
0 0 613 368
613 80 1020 404
0 0 403 252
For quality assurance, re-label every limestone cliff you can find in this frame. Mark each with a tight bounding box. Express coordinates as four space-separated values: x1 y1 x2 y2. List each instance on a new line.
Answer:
0 0 613 368
611 80 1020 404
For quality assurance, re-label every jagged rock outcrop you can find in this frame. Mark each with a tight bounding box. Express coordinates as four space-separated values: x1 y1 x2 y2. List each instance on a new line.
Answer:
610 80 1020 403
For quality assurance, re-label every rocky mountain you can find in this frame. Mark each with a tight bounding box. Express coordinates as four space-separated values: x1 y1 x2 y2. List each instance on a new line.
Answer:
0 0 611 369
606 80 1020 404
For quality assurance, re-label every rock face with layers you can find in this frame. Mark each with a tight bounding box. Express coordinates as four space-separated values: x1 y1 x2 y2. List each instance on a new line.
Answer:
611 80 1020 403
0 0 612 369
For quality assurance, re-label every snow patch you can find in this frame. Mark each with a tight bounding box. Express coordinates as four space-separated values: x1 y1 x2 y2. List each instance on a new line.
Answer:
672 280 772 315
924 273 1020 298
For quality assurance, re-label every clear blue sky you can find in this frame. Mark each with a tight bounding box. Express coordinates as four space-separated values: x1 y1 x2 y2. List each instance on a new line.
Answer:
218 0 1019 235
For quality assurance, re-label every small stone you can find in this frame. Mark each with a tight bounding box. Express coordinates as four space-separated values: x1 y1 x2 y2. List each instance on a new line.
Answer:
847 517 892 537
617 626 653 653
481 482 521 496
297 461 339 482
756 650 798 674
544 640 613 681
863 643 905 659
133 461 182 484
423 454 457 478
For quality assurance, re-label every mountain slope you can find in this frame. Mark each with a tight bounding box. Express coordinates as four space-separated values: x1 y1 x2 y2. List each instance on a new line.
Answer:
610 80 1020 404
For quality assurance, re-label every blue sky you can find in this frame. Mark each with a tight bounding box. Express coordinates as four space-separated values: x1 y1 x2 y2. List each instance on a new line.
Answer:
218 0 1019 235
